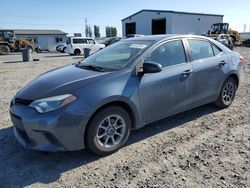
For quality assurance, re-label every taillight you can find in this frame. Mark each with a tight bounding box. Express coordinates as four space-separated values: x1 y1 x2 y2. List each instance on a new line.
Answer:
240 56 244 62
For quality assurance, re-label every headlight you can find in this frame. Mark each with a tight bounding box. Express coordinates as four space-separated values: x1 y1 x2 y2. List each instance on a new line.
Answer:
29 94 77 113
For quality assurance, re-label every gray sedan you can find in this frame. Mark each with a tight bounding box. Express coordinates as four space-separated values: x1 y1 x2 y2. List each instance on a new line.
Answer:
10 35 244 155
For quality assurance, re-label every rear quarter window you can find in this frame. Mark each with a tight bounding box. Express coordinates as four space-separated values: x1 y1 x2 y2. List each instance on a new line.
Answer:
212 45 223 56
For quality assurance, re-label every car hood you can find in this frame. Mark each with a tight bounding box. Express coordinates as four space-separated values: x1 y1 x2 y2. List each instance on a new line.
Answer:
15 64 111 100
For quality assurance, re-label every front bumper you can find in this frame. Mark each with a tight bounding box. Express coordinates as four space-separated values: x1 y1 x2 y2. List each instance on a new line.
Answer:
10 99 93 151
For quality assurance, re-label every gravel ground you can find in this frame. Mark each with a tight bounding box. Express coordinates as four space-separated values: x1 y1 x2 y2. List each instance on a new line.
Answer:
0 49 249 188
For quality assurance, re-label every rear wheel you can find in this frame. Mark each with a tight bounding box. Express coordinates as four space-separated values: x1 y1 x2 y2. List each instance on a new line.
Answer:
214 77 237 108
0 45 10 55
86 106 131 156
74 49 81 55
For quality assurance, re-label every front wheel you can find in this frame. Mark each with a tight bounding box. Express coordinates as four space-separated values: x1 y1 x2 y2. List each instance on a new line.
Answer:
214 77 237 108
0 45 10 55
86 106 131 156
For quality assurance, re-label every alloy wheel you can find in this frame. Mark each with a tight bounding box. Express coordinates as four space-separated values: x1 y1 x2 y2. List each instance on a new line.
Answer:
96 115 126 149
222 81 235 105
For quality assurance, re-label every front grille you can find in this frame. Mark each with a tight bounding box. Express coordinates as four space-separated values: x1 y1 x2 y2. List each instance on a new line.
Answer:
43 132 61 146
15 98 33 106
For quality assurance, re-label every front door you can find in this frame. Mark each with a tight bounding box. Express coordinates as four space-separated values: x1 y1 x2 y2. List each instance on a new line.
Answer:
138 39 194 123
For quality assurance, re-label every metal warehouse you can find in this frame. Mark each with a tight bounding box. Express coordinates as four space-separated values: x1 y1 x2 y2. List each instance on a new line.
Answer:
14 29 67 51
122 9 223 37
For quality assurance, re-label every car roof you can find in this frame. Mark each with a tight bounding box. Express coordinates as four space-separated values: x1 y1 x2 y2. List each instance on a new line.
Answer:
124 34 214 42
71 37 94 39
123 34 232 53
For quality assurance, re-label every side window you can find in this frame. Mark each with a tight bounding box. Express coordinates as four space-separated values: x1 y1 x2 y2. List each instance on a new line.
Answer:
72 38 87 44
188 39 214 61
73 39 78 44
55 37 63 43
79 39 85 44
145 40 186 68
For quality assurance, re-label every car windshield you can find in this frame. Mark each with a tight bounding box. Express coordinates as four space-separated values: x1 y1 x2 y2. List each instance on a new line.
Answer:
66 37 71 44
78 40 153 70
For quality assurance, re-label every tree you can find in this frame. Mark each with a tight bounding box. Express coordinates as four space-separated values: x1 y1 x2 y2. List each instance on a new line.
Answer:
85 24 93 37
105 26 117 37
88 25 93 38
110 27 117 37
94 25 100 38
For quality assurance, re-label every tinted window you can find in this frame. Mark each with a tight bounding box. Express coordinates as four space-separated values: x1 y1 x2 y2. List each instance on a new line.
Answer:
73 38 87 44
55 37 63 43
66 38 71 44
188 39 214 61
145 40 186 68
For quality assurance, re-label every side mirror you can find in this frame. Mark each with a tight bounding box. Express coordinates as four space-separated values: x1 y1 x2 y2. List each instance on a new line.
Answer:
143 61 162 73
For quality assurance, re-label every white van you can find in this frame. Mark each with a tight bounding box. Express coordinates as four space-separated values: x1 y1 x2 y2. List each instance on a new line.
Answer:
65 37 105 55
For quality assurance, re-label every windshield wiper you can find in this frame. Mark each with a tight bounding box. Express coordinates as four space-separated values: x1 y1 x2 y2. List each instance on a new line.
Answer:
78 64 105 72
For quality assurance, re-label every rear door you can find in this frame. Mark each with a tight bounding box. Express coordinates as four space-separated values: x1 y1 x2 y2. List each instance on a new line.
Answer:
138 39 194 123
185 38 229 106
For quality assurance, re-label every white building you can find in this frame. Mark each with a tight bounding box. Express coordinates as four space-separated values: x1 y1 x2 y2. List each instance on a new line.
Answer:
14 29 67 51
122 9 223 37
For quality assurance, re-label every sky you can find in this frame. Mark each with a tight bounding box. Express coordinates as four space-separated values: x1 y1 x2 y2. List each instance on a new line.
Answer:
1 0 250 37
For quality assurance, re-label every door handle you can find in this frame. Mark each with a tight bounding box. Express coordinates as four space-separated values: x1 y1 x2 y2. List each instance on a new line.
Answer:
182 69 193 76
219 60 227 66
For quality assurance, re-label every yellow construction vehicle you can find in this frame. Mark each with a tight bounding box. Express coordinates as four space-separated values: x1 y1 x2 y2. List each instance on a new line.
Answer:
0 30 15 55
15 38 35 52
0 29 40 55
207 23 243 44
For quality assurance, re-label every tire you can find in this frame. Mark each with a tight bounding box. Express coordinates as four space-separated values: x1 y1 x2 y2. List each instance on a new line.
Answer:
0 45 10 55
214 77 237 108
63 47 66 53
231 37 236 45
86 106 131 156
74 49 81 55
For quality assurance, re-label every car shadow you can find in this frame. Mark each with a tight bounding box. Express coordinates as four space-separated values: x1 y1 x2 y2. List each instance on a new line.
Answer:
72 56 84 60
3 60 23 64
0 104 220 187
44 54 71 58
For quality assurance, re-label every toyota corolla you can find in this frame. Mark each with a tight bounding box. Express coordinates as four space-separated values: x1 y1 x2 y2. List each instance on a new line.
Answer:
10 35 244 155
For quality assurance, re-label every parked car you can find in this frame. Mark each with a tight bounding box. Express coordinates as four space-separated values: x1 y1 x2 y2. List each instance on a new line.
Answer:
243 38 250 47
100 37 122 46
65 37 105 56
126 34 145 38
216 34 234 50
56 44 67 53
56 44 64 52
10 35 244 155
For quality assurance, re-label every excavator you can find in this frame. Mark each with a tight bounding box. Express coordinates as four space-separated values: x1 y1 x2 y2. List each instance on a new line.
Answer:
207 23 243 44
0 30 39 55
